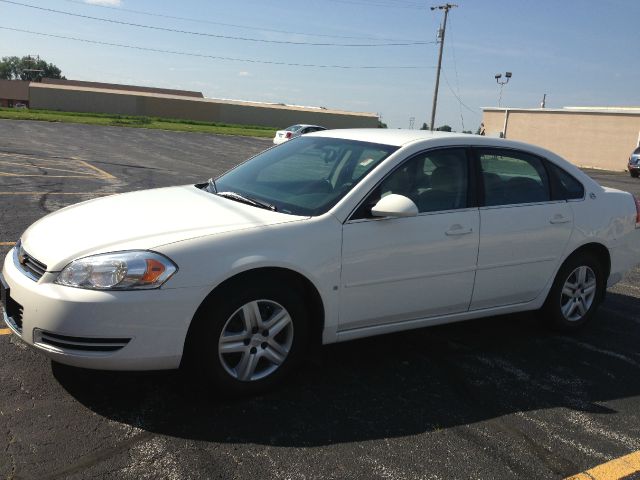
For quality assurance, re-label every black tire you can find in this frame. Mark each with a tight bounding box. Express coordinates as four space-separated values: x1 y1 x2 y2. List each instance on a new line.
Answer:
186 278 310 397
540 252 605 332
630 170 639 178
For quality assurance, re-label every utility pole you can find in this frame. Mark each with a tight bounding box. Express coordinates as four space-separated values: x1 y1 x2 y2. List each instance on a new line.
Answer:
429 3 457 131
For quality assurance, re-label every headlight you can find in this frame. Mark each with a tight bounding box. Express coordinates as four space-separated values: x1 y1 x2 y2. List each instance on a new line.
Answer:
55 251 177 290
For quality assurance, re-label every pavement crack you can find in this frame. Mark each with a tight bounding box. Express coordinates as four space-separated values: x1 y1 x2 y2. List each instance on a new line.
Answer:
36 431 155 480
5 426 18 480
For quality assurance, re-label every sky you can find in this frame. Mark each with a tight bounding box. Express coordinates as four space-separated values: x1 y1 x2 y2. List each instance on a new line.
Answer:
1 0 639 130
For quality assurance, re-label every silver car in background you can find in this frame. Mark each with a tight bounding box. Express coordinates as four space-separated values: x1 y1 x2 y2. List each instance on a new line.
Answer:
273 124 327 144
629 146 640 178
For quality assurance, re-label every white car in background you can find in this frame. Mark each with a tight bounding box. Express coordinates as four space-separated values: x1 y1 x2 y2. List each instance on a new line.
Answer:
273 124 327 144
2 130 640 396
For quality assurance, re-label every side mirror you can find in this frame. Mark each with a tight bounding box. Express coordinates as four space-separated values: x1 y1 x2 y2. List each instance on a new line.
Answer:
371 194 418 218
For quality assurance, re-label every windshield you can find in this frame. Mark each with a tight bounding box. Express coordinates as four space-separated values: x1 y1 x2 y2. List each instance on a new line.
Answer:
214 136 398 216
285 125 303 132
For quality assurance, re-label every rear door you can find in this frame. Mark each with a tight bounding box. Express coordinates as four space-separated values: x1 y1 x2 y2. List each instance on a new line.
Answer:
470 148 573 310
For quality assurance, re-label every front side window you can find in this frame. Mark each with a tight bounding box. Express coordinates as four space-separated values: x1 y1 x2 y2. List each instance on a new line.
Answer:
352 148 469 218
215 137 398 216
478 149 550 206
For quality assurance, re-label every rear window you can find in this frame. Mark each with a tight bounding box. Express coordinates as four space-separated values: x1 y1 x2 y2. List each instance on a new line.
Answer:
634 146 640 155
285 125 303 132
548 163 585 200
477 149 550 206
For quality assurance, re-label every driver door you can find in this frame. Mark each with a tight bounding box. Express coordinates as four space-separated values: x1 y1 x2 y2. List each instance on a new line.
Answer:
339 148 480 331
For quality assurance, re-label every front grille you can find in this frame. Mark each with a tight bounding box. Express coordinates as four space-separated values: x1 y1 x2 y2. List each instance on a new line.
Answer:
11 302 23 332
35 330 131 353
21 251 47 280
14 242 47 281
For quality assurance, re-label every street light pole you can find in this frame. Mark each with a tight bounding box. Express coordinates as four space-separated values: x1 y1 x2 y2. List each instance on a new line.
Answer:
495 71 512 107
429 3 457 131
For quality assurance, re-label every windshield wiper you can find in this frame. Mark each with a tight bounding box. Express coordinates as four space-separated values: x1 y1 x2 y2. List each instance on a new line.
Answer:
217 191 277 211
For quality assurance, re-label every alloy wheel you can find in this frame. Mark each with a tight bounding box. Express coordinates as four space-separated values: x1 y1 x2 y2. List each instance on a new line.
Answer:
560 265 597 322
218 299 294 382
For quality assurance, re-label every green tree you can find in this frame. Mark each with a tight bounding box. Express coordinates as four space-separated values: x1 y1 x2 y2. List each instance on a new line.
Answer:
420 123 453 131
377 120 387 128
0 56 65 81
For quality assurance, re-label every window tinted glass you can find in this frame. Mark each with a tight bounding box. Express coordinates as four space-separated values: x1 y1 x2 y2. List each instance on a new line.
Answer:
285 125 302 132
216 136 398 216
548 163 584 200
634 146 640 154
478 149 550 206
354 148 469 217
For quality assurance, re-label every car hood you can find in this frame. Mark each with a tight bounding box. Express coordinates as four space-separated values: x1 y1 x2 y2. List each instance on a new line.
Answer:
20 185 305 271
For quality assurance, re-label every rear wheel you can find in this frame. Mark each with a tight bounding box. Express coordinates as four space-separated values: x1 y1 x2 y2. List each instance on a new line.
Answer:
188 280 309 396
541 252 605 331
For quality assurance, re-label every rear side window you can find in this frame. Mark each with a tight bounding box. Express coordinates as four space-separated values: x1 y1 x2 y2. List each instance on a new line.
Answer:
634 146 640 155
477 149 550 206
548 163 584 200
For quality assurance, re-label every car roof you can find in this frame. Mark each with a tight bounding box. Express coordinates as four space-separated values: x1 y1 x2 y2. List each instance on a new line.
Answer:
309 128 467 146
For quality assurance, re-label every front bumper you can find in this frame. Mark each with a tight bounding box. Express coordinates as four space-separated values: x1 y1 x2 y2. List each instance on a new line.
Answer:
629 162 640 172
2 248 210 370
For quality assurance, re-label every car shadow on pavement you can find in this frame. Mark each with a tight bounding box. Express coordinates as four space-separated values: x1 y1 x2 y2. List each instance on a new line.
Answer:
52 292 640 447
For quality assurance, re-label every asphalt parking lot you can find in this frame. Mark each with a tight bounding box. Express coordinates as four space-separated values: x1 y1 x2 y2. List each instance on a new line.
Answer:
1 119 640 480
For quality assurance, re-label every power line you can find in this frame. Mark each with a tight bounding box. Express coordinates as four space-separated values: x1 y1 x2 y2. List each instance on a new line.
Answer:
1 0 435 47
442 70 480 116
0 27 435 70
60 0 427 43
319 0 428 9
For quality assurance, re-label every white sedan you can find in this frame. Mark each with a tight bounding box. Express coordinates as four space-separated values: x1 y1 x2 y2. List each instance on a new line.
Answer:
2 130 640 395
273 124 326 144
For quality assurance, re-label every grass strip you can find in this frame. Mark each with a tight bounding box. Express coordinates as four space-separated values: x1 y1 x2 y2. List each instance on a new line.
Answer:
0 108 277 138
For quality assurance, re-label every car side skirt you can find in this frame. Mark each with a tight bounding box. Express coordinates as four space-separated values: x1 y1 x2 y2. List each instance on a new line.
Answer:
334 298 545 343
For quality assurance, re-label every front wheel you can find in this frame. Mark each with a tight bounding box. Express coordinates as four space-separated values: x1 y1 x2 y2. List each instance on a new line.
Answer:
540 252 605 331
630 170 639 178
188 281 309 396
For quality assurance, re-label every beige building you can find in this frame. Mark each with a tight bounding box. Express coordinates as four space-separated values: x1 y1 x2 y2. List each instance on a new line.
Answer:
29 83 378 129
483 107 640 171
0 79 378 129
0 79 29 107
41 78 204 98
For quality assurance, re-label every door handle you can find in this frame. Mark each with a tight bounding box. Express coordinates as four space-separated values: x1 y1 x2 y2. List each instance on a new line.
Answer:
549 214 570 224
445 225 473 236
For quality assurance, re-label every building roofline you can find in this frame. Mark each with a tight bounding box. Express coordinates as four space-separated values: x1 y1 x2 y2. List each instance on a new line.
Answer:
29 82 378 118
483 106 640 116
